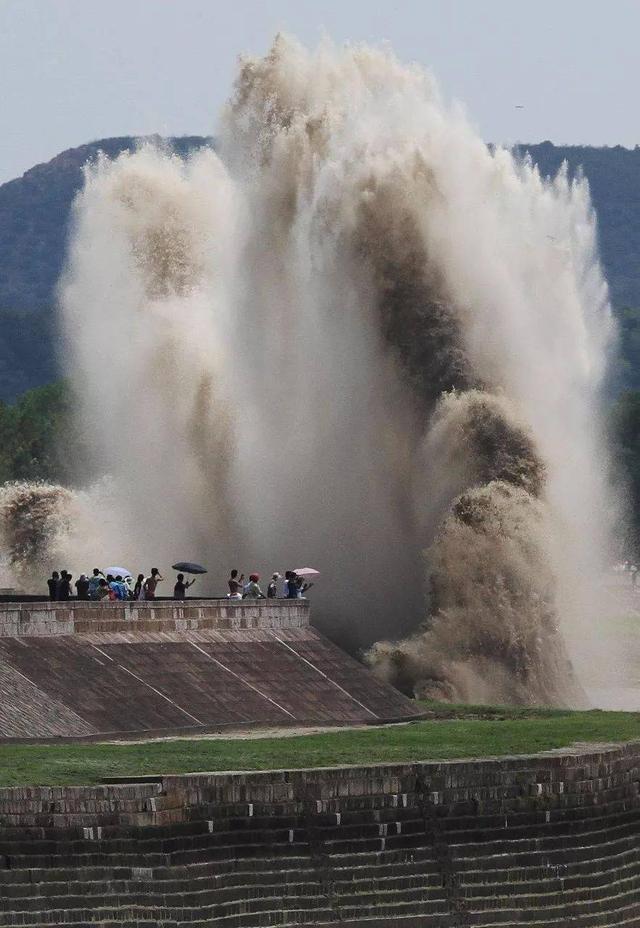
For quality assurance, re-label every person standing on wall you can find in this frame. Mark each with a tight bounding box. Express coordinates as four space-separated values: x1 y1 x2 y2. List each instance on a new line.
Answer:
87 568 104 600
133 574 145 600
244 574 266 599
57 571 72 601
75 574 90 600
286 571 299 598
95 578 110 600
173 573 195 600
143 567 163 600
267 573 280 598
47 571 59 601
227 569 244 600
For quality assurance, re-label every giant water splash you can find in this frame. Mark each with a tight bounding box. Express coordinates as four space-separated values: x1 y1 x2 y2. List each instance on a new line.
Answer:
0 36 617 705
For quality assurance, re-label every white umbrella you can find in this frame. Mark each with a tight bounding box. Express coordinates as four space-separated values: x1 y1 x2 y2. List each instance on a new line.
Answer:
105 566 131 578
293 567 320 577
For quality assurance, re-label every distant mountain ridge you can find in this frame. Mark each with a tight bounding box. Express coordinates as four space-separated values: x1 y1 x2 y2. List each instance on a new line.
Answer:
514 142 640 311
0 136 211 400
0 137 639 400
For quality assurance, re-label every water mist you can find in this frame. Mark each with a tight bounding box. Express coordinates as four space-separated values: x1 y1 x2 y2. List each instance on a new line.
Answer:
0 35 619 706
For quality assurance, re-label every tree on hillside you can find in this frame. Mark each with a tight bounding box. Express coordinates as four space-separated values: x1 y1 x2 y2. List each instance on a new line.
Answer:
0 381 90 486
611 389 640 551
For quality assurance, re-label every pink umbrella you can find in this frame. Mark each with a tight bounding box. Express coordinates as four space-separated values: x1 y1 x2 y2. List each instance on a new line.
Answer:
293 567 320 577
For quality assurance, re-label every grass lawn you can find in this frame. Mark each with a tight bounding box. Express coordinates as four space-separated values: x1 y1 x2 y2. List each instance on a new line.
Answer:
1 703 639 788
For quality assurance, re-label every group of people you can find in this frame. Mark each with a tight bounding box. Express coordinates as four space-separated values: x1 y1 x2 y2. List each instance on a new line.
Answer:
46 567 194 602
227 570 312 600
45 566 313 603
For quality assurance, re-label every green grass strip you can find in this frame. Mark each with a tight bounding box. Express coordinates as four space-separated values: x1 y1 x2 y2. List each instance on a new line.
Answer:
1 707 639 787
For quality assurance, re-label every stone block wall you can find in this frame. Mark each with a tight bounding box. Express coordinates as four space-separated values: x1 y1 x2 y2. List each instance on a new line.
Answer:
0 599 309 637
0 742 639 925
3 742 638 829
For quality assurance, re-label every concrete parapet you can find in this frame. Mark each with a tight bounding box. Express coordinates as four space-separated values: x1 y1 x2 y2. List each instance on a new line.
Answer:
0 599 309 638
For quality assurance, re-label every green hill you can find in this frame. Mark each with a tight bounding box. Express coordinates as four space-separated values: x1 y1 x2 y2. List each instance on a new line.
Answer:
0 138 639 400
0 135 211 400
516 142 640 312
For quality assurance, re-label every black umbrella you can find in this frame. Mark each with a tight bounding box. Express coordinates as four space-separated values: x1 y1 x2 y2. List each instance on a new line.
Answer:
171 562 208 574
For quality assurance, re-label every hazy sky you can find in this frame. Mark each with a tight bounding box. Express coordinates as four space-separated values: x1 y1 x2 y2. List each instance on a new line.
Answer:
1 0 638 185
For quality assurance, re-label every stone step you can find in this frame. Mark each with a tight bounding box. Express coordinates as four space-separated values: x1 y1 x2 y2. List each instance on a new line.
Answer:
177 778 637 821
5 805 637 869
312 834 429 858
461 870 640 911
334 885 448 908
437 795 640 831
337 898 452 921
331 855 442 880
440 805 640 844
0 864 327 898
0 914 337 928
155 858 318 883
464 894 640 926
4 793 637 848
0 855 318 887
423 778 638 807
326 844 438 870
0 876 330 909
460 855 640 896
3 838 313 870
332 871 444 893
0 853 443 902
455 833 640 872
465 906 640 928
0 896 338 926
169 841 312 867
442 788 640 821
0 914 338 928
452 820 640 864
0 824 304 857
313 818 426 842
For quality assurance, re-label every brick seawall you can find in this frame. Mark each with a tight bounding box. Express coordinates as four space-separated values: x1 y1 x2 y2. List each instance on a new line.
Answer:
1 741 638 828
1 743 639 925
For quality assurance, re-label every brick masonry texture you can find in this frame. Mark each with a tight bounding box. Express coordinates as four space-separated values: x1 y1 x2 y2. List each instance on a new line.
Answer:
1 742 640 926
0 599 310 638
0 601 419 738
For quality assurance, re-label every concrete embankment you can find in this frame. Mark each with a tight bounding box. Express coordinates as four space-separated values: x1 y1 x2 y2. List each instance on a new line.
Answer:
0 600 418 740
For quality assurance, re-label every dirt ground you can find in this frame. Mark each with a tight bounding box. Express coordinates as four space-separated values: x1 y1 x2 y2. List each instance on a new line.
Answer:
103 721 400 746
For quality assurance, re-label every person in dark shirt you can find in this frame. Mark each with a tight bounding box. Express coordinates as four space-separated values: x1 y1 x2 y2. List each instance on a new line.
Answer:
47 571 59 601
75 574 90 600
173 573 195 600
57 571 72 601
286 571 299 598
267 573 280 598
